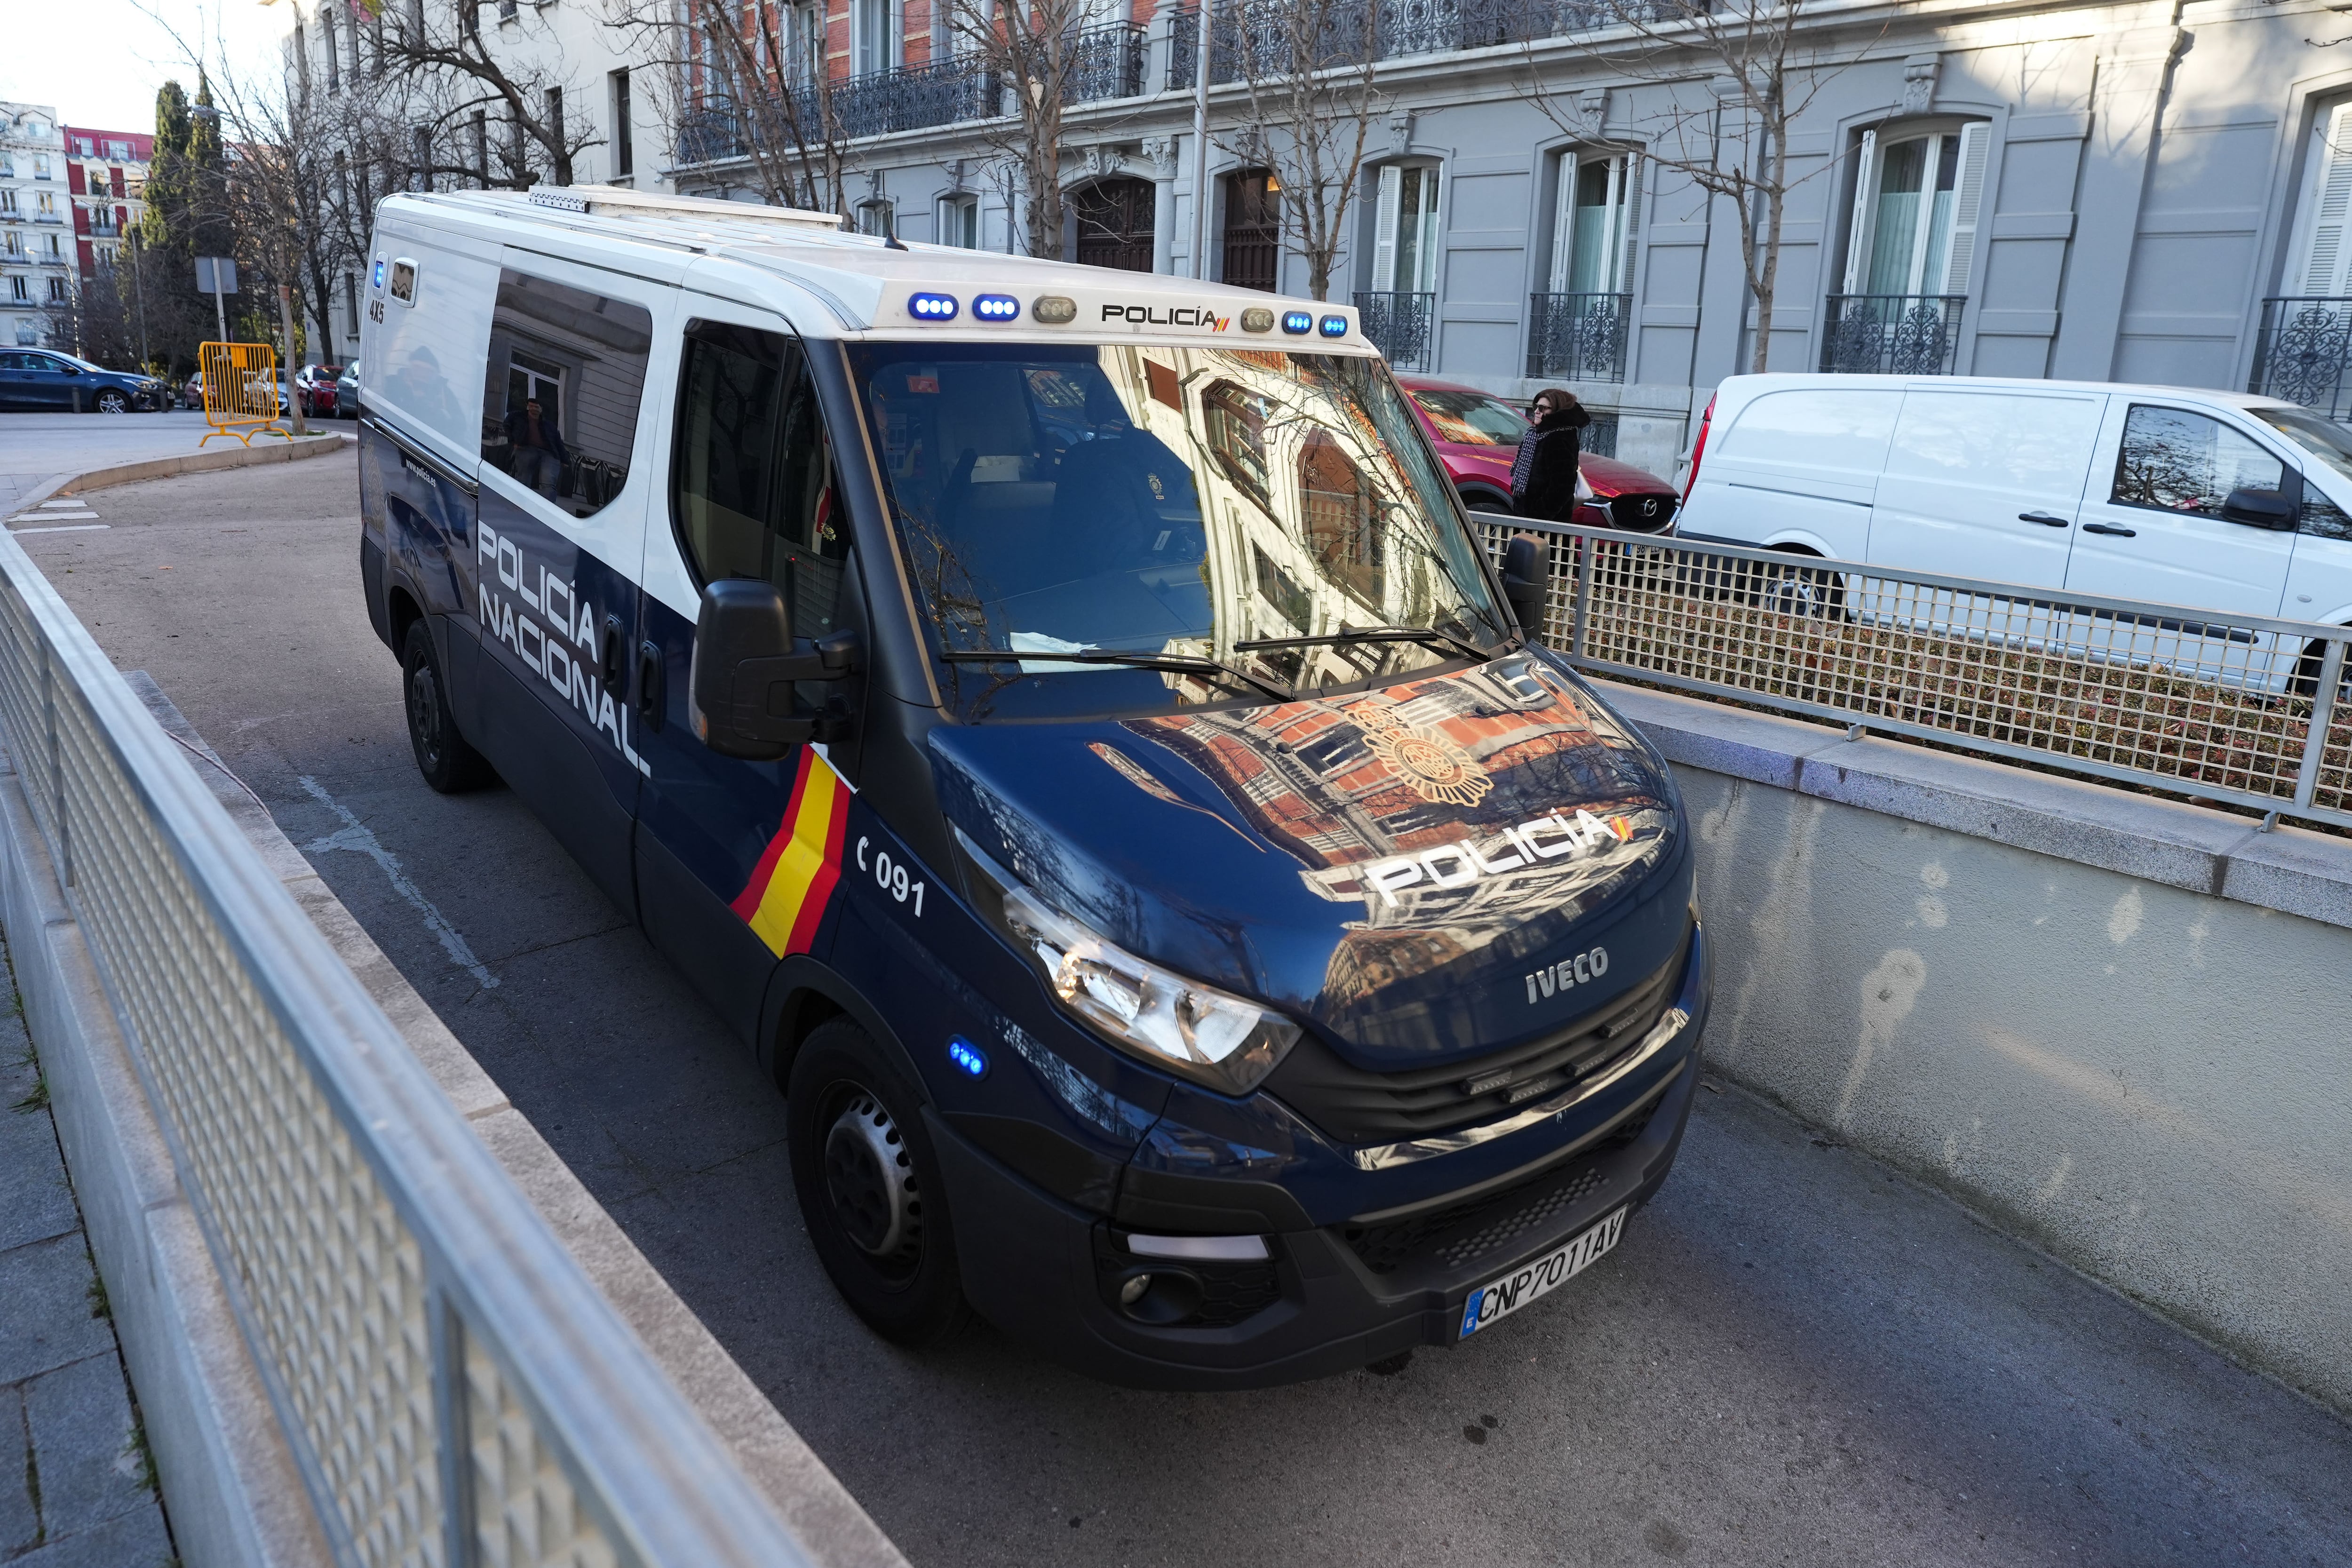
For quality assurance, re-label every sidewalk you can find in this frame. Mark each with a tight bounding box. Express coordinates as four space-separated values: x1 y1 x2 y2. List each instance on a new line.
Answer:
1 942 173 1568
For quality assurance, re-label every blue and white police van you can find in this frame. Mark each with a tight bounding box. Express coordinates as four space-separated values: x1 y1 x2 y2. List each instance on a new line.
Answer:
354 186 1710 1387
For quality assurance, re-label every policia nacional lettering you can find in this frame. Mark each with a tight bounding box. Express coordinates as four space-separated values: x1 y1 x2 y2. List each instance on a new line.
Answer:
476 518 649 775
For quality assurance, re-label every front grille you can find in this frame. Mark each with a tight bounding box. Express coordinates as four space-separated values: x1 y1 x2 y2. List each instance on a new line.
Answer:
1341 1088 1665 1277
1609 490 1677 533
1267 935 1688 1146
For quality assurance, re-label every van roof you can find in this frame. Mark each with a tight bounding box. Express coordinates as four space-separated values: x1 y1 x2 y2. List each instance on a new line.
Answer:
377 187 1374 352
1714 372 2296 414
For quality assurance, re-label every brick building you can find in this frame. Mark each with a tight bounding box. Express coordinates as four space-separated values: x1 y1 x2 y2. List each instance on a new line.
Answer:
64 126 152 280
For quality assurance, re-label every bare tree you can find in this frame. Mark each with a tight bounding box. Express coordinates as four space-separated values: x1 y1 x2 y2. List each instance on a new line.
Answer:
1221 0 1384 300
372 0 602 188
612 0 854 215
944 0 1103 257
1529 0 1871 373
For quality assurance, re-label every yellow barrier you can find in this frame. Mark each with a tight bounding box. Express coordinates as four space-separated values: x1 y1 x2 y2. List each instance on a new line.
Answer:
198 342 292 448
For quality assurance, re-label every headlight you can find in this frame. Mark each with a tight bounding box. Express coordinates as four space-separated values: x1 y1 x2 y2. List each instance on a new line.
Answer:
957 829 1300 1095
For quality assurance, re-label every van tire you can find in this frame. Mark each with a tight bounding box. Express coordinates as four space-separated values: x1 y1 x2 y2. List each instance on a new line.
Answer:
788 1017 970 1347
402 621 494 792
1758 547 1849 621
2289 636 2352 702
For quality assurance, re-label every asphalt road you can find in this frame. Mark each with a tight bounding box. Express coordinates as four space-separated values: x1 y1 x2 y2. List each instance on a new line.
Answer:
0 409 231 516
16 442 2352 1568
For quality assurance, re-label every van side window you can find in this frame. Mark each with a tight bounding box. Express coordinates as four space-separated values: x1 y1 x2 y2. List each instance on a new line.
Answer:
671 321 848 637
2111 406 2283 517
478 269 653 518
2301 490 2352 541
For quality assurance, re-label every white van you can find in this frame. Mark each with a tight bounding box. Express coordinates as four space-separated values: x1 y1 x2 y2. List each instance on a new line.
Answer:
1675 374 2352 650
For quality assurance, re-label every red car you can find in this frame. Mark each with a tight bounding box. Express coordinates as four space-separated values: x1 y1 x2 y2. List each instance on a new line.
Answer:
1395 373 1679 533
295 363 344 419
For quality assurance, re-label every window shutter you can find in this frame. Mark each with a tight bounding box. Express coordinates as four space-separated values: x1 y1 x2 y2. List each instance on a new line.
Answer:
1413 166 1441 293
2302 101 2352 295
1549 155 1577 294
1842 129 1877 295
1616 154 1642 296
1373 165 1400 292
1939 121 1991 296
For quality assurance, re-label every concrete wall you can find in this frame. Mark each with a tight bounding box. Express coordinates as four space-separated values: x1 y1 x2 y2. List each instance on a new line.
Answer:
1604 678 2352 1414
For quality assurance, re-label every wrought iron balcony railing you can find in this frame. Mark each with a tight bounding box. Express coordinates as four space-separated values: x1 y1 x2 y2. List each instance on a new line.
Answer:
1067 23 1148 103
1818 294 1965 376
1170 0 1659 88
1526 291 1632 382
836 56 1006 139
1354 290 1435 370
2249 296 2352 421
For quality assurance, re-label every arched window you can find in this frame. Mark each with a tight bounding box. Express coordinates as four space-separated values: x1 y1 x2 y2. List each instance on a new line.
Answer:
2286 101 2352 297
1841 123 1990 299
1297 432 1383 605
1547 151 1637 298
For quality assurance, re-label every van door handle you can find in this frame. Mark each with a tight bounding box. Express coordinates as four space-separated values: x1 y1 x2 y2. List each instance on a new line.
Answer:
600 615 626 689
2018 511 2070 527
2082 523 2137 537
636 641 665 732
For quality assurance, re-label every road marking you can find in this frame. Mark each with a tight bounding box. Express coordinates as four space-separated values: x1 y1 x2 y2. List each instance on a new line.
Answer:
295 774 501 991
37 499 91 509
10 524 109 534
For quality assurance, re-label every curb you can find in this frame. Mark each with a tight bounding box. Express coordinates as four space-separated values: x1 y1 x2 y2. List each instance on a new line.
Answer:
54 432 350 499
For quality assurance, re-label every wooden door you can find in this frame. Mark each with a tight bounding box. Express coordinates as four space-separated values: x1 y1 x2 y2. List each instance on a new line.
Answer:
1222 169 1279 292
1073 178 1155 272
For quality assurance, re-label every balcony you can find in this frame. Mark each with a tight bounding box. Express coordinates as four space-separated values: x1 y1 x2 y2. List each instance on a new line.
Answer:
1354 290 1435 370
2249 296 2352 420
1169 0 1654 88
1526 291 1631 382
835 56 1003 140
1818 294 1964 376
1065 23 1146 104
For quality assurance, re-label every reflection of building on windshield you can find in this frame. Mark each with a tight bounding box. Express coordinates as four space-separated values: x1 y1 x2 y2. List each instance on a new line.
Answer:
857 343 1494 708
1126 661 1666 1006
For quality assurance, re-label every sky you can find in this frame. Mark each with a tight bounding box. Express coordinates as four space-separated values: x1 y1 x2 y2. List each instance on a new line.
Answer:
0 0 291 136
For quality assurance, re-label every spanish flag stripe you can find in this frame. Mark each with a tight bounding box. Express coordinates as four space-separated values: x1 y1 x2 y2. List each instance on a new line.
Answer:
782 794 851 956
745 757 847 957
729 750 818 921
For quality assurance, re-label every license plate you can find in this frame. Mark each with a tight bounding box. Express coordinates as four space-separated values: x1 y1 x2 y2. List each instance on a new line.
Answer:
1457 1206 1626 1339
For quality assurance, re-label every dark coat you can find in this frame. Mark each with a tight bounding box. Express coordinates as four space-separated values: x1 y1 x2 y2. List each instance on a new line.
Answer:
502 407 570 464
1509 406 1590 523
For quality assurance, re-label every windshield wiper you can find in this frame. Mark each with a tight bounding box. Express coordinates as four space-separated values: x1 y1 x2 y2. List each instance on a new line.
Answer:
939 647 1294 703
1234 624 1492 665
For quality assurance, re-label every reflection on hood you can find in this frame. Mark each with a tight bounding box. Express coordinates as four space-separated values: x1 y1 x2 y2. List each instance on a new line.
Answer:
930 653 1682 1062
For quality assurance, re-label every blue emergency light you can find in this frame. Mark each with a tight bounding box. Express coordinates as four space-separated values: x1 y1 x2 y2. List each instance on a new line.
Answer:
908 291 960 321
1319 315 1349 338
946 1036 989 1079
972 293 1021 322
1281 310 1313 335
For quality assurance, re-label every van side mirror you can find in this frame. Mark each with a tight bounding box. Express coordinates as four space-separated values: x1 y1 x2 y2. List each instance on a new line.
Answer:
1501 535 1549 637
689 579 857 759
2219 486 2297 531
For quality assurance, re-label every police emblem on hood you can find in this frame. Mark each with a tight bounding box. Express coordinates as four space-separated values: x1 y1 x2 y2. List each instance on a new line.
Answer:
1350 700 1493 808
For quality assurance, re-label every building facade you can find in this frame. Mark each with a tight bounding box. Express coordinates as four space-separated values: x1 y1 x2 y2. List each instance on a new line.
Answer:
0 102 72 348
64 126 152 283
651 0 2352 478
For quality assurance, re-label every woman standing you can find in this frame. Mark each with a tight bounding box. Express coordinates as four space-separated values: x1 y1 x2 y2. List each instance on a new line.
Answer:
1508 387 1592 523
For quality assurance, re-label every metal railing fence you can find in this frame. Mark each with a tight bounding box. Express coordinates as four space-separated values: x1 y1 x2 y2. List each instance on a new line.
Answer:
1526 291 1632 382
1468 515 2352 831
1353 290 1435 369
1818 293 1965 375
0 534 819 1565
2249 295 2352 421
1168 0 1665 88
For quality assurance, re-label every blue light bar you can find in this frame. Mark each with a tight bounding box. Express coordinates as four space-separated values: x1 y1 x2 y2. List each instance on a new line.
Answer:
1281 310 1313 335
1319 314 1349 338
372 258 385 289
946 1036 989 1079
908 291 960 321
972 293 1021 322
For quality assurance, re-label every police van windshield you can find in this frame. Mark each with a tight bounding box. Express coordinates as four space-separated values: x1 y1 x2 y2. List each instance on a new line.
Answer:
849 342 1512 721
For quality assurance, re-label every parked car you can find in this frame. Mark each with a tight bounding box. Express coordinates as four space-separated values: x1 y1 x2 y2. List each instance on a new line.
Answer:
1676 373 2352 631
1394 374 1679 533
334 361 360 417
182 370 205 409
358 189 1711 1388
295 363 344 419
0 350 167 412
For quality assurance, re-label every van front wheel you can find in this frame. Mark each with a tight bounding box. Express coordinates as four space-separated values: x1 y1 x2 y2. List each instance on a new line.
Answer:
788 1018 970 1347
